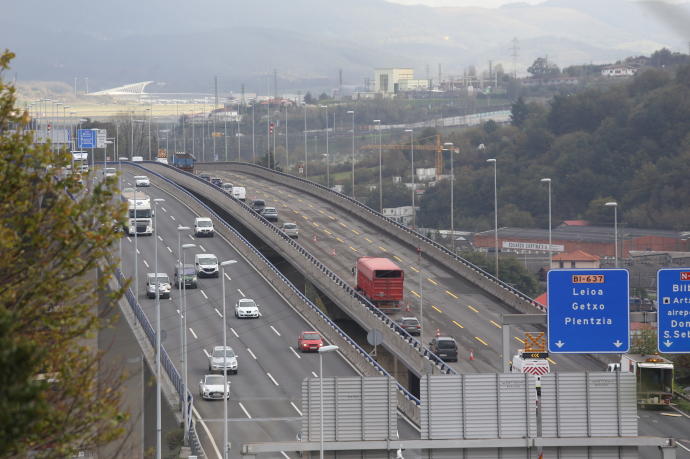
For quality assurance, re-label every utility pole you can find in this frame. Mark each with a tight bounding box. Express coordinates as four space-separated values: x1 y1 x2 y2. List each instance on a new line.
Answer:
214 75 219 108
511 37 520 78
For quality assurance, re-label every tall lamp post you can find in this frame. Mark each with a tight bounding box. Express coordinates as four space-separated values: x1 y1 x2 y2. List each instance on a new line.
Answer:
405 129 415 228
318 344 339 459
176 225 191 422
373 120 382 212
541 178 552 270
347 110 355 198
487 158 498 277
605 201 618 268
180 242 196 445
152 198 165 459
320 105 329 187
303 104 308 178
220 259 238 459
444 142 455 252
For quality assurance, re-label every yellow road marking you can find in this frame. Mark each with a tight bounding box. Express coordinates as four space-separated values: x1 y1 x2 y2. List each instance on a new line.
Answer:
393 255 402 262
467 305 479 313
293 209 300 214
308 204 314 208
312 222 319 227
298 199 303 202
409 290 420 298
350 246 359 252
323 229 332 235
339 222 348 228
336 237 344 243
379 246 387 252
547 358 557 365
351 229 360 235
365 237 373 243
427 278 438 285
409 265 419 273
514 336 525 344
302 215 309 220
452 320 464 329
319 210 326 214
489 320 501 329
445 290 458 299
432 305 443 313
328 216 336 221
475 336 489 346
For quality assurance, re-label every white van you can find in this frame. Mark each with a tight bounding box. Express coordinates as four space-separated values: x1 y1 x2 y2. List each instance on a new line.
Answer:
132 156 144 162
194 217 214 237
232 186 246 201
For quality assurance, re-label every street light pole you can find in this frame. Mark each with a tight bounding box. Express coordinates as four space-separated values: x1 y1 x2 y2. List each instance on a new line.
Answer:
176 225 191 421
320 105 329 187
347 110 355 198
152 198 164 459
147 108 152 160
181 242 196 445
541 178 552 270
605 201 619 267
304 105 308 179
487 158 499 277
406 129 415 228
373 120 382 212
220 260 237 459
444 142 455 252
318 345 339 459
251 102 256 164
237 102 242 162
284 104 288 172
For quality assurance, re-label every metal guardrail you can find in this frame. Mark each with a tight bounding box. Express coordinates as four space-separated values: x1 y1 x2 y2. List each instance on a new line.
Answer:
122 162 423 405
209 161 544 313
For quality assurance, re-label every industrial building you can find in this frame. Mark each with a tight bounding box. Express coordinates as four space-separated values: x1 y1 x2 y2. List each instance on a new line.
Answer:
373 68 430 95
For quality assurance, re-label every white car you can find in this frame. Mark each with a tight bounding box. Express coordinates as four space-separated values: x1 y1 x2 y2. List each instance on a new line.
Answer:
103 167 117 177
221 182 233 193
146 272 171 299
235 298 260 318
195 253 219 277
199 374 230 400
194 217 214 237
208 346 238 374
232 186 246 201
134 175 150 187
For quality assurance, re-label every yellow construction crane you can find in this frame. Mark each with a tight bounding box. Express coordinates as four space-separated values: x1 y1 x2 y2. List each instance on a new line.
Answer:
359 134 459 177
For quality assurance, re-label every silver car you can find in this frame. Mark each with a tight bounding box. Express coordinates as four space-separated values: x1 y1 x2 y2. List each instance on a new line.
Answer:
281 222 299 238
208 346 238 374
199 374 230 400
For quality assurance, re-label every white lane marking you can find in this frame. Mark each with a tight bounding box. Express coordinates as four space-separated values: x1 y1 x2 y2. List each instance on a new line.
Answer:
270 325 281 336
136 249 141 255
200 289 208 299
188 234 195 240
224 272 231 281
192 405 221 459
311 371 318 378
176 309 181 316
676 441 690 453
189 328 198 339
214 308 223 318
143 260 149 268
266 372 279 386
170 215 176 221
290 347 301 359
290 402 303 416
237 289 245 297
238 402 252 419
247 348 257 360
157 235 163 241
161 206 167 212
203 349 210 358
199 244 206 252
230 328 239 338
127 237 132 243
167 246 172 253
280 452 290 459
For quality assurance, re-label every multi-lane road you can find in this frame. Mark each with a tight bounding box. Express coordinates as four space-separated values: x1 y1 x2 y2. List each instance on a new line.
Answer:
118 167 418 458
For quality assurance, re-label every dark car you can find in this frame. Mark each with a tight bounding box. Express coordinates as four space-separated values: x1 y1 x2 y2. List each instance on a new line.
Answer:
210 177 223 187
199 173 211 182
396 317 421 336
174 264 198 289
429 337 458 362
251 199 266 213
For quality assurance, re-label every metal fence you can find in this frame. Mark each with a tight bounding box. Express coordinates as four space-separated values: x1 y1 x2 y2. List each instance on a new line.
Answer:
121 162 422 405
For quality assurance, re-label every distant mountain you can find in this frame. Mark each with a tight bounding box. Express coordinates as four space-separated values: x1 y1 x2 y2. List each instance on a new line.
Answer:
1 0 688 93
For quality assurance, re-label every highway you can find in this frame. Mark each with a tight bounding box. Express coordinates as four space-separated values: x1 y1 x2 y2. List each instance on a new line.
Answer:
117 167 420 458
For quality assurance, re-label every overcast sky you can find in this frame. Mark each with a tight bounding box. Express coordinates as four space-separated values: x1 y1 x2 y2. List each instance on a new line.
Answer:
386 0 545 7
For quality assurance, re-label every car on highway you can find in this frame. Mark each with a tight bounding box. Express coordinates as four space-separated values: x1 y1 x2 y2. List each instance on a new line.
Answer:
146 272 171 299
77 164 89 174
199 173 211 182
297 331 323 352
221 182 233 193
396 317 421 336
232 186 246 201
131 156 144 162
194 217 215 237
103 167 117 178
208 346 238 374
195 253 219 278
211 177 223 187
199 374 230 400
260 206 279 222
134 175 150 187
235 298 260 318
429 336 458 362
251 199 266 213
281 222 299 238
174 264 197 289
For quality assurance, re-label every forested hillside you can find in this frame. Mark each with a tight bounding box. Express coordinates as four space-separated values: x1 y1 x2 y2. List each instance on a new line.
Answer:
417 64 690 232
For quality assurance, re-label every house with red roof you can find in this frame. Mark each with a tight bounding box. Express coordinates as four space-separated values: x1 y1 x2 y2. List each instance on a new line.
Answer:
551 250 600 269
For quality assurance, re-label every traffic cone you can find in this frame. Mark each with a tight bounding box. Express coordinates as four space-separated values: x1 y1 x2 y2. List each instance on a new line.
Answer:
331 248 336 256
469 349 475 361
435 328 440 337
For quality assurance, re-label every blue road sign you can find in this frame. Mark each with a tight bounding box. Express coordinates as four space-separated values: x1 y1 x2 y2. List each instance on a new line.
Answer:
658 268 690 353
77 129 96 149
547 269 629 353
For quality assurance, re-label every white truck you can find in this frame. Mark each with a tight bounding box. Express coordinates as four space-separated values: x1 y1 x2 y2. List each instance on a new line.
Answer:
510 349 551 395
607 354 674 408
122 190 153 236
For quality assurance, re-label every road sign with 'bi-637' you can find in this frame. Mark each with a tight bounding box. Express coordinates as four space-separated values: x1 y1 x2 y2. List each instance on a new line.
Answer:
658 268 690 353
547 269 629 353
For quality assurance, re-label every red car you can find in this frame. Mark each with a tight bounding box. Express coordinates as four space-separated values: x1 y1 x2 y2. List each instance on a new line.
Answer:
298 331 323 352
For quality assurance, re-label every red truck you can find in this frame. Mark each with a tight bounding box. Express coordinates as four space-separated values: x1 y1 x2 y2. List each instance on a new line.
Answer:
355 257 404 312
